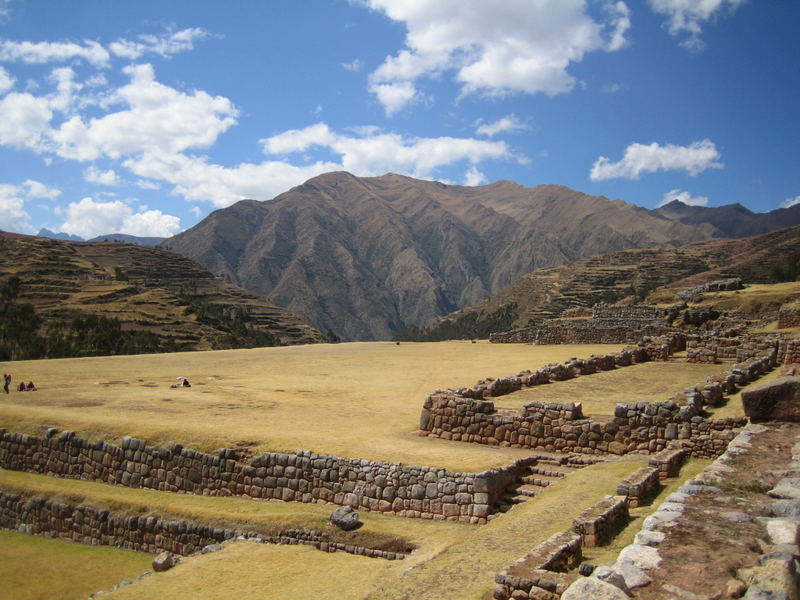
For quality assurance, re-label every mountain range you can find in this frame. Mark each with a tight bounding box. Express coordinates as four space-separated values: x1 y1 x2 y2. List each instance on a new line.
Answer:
163 172 800 341
37 228 166 247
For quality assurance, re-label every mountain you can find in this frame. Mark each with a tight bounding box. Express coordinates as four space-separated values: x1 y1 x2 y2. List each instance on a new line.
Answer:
0 232 324 360
162 172 800 341
403 225 800 341
654 200 800 238
87 233 166 247
37 228 83 242
36 229 167 247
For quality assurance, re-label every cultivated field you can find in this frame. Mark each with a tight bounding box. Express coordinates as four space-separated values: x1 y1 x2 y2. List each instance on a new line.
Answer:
0 341 630 471
0 340 759 599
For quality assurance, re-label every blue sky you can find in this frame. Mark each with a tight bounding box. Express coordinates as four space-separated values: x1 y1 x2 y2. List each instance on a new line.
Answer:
0 0 797 238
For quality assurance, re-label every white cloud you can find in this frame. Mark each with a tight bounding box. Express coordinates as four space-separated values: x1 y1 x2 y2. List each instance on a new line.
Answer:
51 63 239 161
59 196 181 238
109 28 212 60
0 92 53 150
0 39 110 66
658 188 709 207
648 0 746 51
136 179 160 190
475 114 527 137
780 196 800 209
0 184 31 232
84 166 121 186
0 66 14 94
340 58 364 72
262 122 513 180
23 179 61 199
590 139 723 181
464 166 487 186
365 0 631 114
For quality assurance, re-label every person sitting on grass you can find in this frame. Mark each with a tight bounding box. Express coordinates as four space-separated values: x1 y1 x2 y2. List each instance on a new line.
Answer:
26 381 36 391
182 378 191 387
18 382 25 392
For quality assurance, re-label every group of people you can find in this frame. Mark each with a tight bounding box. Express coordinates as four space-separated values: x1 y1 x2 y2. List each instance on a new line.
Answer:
2 374 36 393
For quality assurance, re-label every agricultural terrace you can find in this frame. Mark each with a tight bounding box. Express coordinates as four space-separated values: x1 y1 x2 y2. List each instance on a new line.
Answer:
0 341 730 471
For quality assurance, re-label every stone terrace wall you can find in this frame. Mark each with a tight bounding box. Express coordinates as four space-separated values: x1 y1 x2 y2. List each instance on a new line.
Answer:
784 340 800 365
0 430 533 524
490 320 677 345
778 304 800 329
0 491 404 560
490 305 684 345
421 394 745 458
687 331 782 364
420 345 779 458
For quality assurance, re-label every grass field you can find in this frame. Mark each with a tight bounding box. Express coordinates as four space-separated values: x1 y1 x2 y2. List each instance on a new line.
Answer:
495 359 728 416
0 341 625 471
0 530 152 600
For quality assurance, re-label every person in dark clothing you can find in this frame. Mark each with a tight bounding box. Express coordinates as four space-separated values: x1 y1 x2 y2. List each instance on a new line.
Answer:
18 382 25 392
2 374 9 394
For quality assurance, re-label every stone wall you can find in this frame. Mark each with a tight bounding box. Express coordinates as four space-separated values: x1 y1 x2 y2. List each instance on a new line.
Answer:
493 532 583 600
572 495 629 548
490 319 678 345
648 447 689 480
0 491 404 560
784 340 800 365
0 430 533 524
616 467 661 508
420 344 780 458
686 332 781 364
778 304 800 329
676 277 743 301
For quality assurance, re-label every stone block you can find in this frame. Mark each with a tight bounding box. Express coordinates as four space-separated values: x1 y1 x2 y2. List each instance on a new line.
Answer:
742 377 800 422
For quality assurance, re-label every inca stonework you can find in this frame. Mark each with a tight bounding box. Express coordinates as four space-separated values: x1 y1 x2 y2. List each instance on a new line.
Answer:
419 338 779 457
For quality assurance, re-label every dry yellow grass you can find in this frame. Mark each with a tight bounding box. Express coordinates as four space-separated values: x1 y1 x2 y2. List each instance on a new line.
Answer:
0 530 151 600
0 468 467 558
495 360 727 416
105 542 408 600
0 341 620 471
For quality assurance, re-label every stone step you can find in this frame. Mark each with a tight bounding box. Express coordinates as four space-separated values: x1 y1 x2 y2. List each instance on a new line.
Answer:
514 484 541 498
519 474 561 487
526 465 567 478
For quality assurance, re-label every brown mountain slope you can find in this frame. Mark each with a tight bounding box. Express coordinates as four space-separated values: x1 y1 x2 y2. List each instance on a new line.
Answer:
0 233 324 356
164 172 741 341
405 225 800 341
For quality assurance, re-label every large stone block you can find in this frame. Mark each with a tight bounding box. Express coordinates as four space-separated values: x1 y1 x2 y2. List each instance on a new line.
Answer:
742 377 800 422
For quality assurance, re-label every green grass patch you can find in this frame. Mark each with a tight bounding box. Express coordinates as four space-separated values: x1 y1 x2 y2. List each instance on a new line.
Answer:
0 530 151 600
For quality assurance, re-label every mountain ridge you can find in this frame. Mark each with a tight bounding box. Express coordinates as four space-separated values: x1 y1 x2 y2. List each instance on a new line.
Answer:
163 171 800 341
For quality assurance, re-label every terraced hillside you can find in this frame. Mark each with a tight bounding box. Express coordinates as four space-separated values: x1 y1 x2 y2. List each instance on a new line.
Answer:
0 232 324 358
401 225 800 340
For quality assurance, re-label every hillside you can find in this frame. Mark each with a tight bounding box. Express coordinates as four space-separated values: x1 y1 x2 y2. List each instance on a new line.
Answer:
0 232 324 360
402 225 800 341
163 172 798 341
37 229 166 247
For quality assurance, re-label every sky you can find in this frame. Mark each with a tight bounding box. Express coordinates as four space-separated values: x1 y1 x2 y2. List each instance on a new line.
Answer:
0 0 797 239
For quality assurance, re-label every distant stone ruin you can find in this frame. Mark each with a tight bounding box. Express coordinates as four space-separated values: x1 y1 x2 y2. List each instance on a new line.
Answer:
676 277 743 301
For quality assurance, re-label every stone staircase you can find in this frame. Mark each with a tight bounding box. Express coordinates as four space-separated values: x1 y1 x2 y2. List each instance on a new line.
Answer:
490 455 604 517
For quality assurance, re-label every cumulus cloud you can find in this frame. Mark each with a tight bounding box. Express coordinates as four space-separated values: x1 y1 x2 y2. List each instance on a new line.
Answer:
262 122 512 180
23 179 61 199
364 0 631 114
0 39 110 66
590 139 723 181
464 166 487 186
476 114 527 137
648 0 746 51
0 66 14 94
0 183 31 232
658 188 709 207
0 92 53 150
109 28 212 60
51 63 239 161
58 196 181 238
780 196 800 209
84 166 121 186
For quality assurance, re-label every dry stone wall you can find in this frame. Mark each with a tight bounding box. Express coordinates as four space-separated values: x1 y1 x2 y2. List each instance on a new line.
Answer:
784 339 800 364
0 430 534 524
572 495 629 548
0 491 404 560
778 304 800 328
420 342 780 458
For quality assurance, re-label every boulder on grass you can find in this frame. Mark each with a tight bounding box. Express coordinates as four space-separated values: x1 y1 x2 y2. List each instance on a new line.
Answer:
152 551 177 572
331 506 361 531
